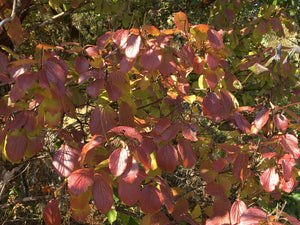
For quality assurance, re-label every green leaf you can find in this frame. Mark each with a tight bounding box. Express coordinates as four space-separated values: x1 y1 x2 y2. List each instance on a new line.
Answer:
107 209 117 223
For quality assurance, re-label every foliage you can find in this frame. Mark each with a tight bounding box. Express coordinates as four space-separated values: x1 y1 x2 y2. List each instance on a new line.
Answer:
0 0 300 224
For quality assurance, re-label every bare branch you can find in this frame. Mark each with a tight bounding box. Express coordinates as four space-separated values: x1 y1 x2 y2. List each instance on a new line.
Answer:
0 0 18 30
0 195 52 209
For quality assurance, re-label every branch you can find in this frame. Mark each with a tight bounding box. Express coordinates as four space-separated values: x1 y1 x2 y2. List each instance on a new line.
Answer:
0 0 17 30
0 195 52 209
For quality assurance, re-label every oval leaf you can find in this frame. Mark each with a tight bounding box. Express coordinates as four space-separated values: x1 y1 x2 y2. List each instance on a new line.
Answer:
43 199 61 225
139 47 162 70
233 111 251 134
122 157 139 183
74 56 89 74
139 185 162 213
156 144 178 172
260 167 279 192
273 113 288 131
253 108 269 131
6 131 28 163
109 148 128 177
207 29 224 50
177 138 196 168
113 29 129 49
182 123 198 141
125 35 141 59
161 123 182 142
280 134 300 159
109 126 143 143
230 200 247 225
118 175 142 206
53 145 80 178
68 168 94 195
240 208 267 225
174 11 189 32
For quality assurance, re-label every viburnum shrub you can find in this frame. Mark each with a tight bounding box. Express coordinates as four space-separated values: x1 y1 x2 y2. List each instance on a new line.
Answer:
0 10 299 225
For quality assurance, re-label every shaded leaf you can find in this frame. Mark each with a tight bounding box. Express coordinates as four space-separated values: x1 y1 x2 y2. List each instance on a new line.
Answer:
74 56 89 74
260 167 279 192
139 185 162 213
280 134 300 159
96 31 113 49
68 168 94 195
233 111 251 134
182 123 198 141
179 45 194 68
53 145 80 178
257 20 269 35
6 130 28 163
172 198 189 222
0 52 9 73
119 101 135 127
154 117 172 134
43 199 61 225
177 138 196 168
158 51 177 76
118 175 143 206
161 123 182 142
213 158 227 172
105 81 121 101
205 181 224 196
248 63 268 75
206 53 218 71
113 29 129 49
156 144 178 172
16 72 37 90
156 175 174 214
79 135 104 166
207 29 224 51
233 153 249 183
193 56 205 74
93 173 113 213
141 137 158 154
109 148 128 177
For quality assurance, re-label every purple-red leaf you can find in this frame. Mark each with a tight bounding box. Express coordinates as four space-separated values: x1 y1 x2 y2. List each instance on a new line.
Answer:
109 148 128 177
139 185 162 213
16 72 37 90
240 208 267 225
233 111 251 134
207 29 224 51
118 175 143 206
6 130 28 163
105 81 121 101
273 113 288 131
122 157 139 183
43 199 61 225
90 105 117 136
52 145 80 178
68 168 94 195
156 144 178 172
233 153 249 183
177 138 196 168
93 173 113 213
206 53 218 71
125 35 141 59
279 177 296 193
206 196 231 225
159 52 177 76
205 181 224 196
74 56 89 74
156 176 174 214
280 134 300 159
119 101 135 127
139 47 162 70
109 126 143 143
79 135 104 166
182 123 198 141
87 78 105 97
154 117 172 134
113 29 129 49
202 92 223 122
253 108 269 131
204 69 218 90
230 200 247 225
161 123 182 142
213 158 227 172
260 167 279 192
0 52 9 73
141 137 158 154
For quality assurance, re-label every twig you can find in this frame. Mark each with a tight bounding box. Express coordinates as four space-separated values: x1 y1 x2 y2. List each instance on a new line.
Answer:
0 195 52 209
0 0 17 30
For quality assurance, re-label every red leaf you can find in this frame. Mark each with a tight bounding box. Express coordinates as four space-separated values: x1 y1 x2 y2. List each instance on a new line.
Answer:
156 144 178 172
68 168 94 195
118 175 143 206
154 117 172 134
159 51 177 76
44 60 66 96
0 52 9 73
52 145 80 178
74 56 89 74
6 130 28 163
93 173 113 213
79 135 104 166
109 148 128 177
287 216 300 225
172 198 189 222
139 47 162 70
25 135 44 157
280 134 300 159
233 111 251 134
205 182 224 196
109 126 143 143
174 11 189 32
156 176 174 214
253 108 269 131
260 167 279 192
182 123 198 141
179 45 194 68
230 200 247 225
233 153 249 183
113 29 129 49
161 123 182 142
220 89 233 119
137 148 151 171
193 56 205 74
205 69 218 90
43 199 61 225
119 101 135 127
9 111 27 131
122 157 139 183
206 196 231 225
16 72 37 90
202 92 223 122
120 55 136 73
90 105 117 136
96 31 113 49
177 138 197 168
139 185 162 213
207 29 224 51
125 35 141 59
270 17 283 32
10 84 25 102
141 137 158 154
213 158 227 172
257 20 269 35
87 78 105 97
105 81 121 101
206 53 219 71
273 113 288 131
240 208 267 225
279 154 295 181
279 177 296 193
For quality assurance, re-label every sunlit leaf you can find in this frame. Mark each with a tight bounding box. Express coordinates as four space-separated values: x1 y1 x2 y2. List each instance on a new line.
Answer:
233 111 251 134
206 53 218 71
233 153 249 183
109 126 143 143
93 173 113 213
174 11 189 32
68 168 94 195
109 148 128 177
113 29 129 49
161 123 182 142
230 200 247 225
205 196 231 225
43 199 61 225
122 157 139 183
260 167 279 192
156 175 174 214
125 35 141 59
273 113 288 131
118 175 143 206
240 208 267 225
207 29 224 51
280 134 300 159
